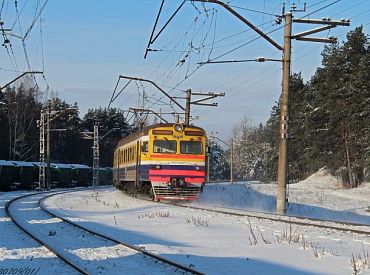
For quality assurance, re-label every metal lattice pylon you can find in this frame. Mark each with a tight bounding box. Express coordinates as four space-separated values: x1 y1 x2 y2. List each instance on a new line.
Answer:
38 111 46 189
92 125 99 187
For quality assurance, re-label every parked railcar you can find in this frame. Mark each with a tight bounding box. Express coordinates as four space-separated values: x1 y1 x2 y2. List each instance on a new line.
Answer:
70 164 92 186
51 163 74 188
0 160 18 191
105 167 113 185
98 167 113 186
114 123 206 201
10 161 38 190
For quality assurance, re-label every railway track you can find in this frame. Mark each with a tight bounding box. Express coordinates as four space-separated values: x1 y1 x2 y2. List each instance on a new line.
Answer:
6 190 204 275
5 191 87 274
165 201 370 236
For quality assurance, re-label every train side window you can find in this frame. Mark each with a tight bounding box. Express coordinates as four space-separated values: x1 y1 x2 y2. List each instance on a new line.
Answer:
141 141 148 153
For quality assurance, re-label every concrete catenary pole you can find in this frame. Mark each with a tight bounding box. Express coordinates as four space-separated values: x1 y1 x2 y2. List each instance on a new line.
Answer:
230 138 234 184
46 101 51 190
185 89 191 125
92 125 100 187
277 13 292 214
38 111 46 189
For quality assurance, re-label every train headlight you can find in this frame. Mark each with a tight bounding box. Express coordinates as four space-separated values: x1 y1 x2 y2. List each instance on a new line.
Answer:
195 166 200 171
154 165 161 170
174 123 184 133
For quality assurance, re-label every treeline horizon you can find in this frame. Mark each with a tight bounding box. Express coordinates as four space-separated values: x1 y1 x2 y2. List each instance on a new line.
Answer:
0 87 134 167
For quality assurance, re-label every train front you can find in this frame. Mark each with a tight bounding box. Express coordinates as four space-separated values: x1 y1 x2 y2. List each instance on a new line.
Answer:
144 124 206 201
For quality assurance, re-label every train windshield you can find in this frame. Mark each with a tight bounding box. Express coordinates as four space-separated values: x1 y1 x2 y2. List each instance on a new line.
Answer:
153 140 177 153
180 141 202 154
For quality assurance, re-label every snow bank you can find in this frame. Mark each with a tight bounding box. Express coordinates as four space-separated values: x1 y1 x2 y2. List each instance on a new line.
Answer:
292 168 342 190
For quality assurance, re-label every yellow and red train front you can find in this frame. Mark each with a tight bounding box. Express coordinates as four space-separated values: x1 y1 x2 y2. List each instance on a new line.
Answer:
142 126 206 200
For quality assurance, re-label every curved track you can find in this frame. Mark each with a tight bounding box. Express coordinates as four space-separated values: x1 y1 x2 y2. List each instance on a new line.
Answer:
165 201 370 236
5 191 88 274
8 190 204 275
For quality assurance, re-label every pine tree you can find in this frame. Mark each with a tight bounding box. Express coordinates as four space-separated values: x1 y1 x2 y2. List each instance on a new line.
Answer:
208 141 230 180
81 107 133 167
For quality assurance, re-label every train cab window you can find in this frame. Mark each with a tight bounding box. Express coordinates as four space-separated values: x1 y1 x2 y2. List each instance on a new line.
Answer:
153 140 177 153
141 141 148 153
180 141 202 154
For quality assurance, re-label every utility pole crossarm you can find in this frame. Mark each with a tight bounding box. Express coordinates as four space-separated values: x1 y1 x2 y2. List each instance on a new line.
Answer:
191 0 283 51
295 36 337 43
191 96 217 104
190 92 225 104
292 18 350 26
192 102 218 107
292 25 336 38
191 92 225 96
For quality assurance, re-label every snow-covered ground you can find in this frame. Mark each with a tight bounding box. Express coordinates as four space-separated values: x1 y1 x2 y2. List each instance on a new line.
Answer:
1 170 369 274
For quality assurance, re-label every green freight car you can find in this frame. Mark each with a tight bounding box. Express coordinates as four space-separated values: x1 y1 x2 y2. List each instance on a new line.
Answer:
9 161 38 190
0 160 18 191
70 164 92 186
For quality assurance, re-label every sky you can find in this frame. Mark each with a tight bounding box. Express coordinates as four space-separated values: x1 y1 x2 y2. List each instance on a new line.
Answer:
0 0 369 139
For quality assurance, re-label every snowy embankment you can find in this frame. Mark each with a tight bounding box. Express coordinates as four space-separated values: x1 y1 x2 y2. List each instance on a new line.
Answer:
197 169 370 225
41 170 370 275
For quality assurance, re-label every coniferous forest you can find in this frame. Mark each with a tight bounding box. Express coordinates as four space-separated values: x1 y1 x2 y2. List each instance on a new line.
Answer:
210 27 370 186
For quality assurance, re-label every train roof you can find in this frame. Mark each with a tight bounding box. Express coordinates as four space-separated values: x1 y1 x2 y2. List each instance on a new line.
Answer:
51 163 73 169
9 161 36 167
116 123 206 148
69 164 90 169
0 160 16 167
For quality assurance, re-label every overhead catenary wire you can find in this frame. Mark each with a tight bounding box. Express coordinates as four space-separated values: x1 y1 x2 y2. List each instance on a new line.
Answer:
131 0 362 124
228 4 279 17
190 0 362 119
0 0 5 19
148 25 257 112
216 0 364 94
23 0 48 40
0 0 49 96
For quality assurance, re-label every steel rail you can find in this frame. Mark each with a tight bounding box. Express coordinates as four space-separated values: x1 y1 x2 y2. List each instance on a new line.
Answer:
39 191 205 275
5 191 88 275
166 202 370 236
